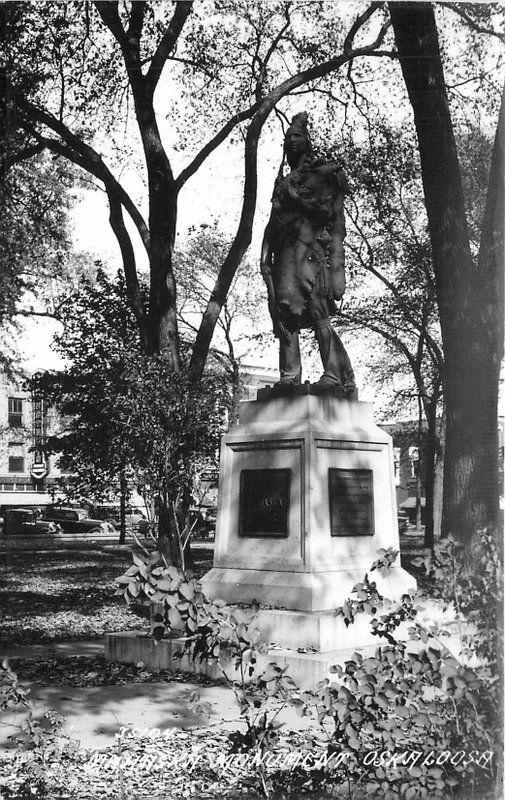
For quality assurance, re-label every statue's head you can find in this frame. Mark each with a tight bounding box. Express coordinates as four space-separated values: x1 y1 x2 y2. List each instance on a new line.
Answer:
284 111 312 166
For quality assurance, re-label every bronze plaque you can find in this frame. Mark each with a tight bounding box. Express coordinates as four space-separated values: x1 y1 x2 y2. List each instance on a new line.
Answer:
239 468 290 538
328 468 374 537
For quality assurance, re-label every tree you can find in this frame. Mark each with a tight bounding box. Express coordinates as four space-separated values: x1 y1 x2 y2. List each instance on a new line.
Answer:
175 225 266 416
0 152 92 369
2 1 395 378
323 123 444 545
388 2 504 543
31 271 229 561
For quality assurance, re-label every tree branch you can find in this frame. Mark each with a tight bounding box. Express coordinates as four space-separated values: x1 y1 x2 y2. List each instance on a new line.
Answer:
189 18 395 381
341 307 436 417
175 101 260 191
12 308 63 321
344 1 386 52
146 1 194 92
127 1 146 41
15 96 150 254
2 141 45 175
94 0 147 98
440 3 505 46
255 3 292 100
93 2 126 47
105 186 148 348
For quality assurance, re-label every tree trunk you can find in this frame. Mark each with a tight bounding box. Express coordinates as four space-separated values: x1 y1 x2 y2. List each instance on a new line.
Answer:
118 470 127 545
415 395 423 532
129 83 182 367
188 117 264 382
157 497 177 565
389 2 503 544
180 486 195 571
433 407 445 540
423 401 438 549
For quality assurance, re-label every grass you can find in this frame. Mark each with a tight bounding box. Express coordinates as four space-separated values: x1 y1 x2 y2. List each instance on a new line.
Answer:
0 544 214 648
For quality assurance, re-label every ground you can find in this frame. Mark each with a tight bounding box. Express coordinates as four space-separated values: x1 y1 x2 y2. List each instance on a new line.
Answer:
0 532 445 800
0 541 214 647
0 532 426 648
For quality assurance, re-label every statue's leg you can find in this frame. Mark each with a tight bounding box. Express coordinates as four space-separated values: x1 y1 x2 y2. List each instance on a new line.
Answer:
279 329 302 384
314 318 355 391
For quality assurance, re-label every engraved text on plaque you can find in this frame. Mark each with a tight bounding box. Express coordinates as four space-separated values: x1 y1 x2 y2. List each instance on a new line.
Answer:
328 468 374 537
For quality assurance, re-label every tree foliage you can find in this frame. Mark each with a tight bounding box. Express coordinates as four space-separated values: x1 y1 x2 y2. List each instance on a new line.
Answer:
3 1 503 545
0 152 91 369
330 123 443 544
1 0 395 374
175 224 266 410
30 271 230 563
389 2 504 542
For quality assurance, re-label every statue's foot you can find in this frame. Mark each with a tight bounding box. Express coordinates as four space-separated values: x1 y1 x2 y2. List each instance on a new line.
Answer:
275 376 301 386
316 374 341 387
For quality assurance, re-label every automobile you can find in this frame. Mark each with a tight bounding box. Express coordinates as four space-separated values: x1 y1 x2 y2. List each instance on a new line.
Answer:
397 509 409 535
399 497 427 526
89 504 149 535
189 506 217 539
1 507 62 536
42 506 116 535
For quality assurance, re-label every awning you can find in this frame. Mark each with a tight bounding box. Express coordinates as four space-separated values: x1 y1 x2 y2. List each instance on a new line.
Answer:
400 497 426 509
0 492 62 506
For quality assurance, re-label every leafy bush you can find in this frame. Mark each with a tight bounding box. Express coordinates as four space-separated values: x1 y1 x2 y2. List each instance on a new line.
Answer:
0 659 82 799
3 530 500 799
115 529 502 799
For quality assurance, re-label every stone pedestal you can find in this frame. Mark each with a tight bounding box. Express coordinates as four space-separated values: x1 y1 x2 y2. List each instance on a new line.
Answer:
202 388 415 652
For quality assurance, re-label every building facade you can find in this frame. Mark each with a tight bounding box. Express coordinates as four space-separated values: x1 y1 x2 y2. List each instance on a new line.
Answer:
0 374 66 508
383 417 504 518
238 363 278 401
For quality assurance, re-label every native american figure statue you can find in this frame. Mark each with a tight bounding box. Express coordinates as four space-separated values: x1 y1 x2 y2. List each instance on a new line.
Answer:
260 112 356 395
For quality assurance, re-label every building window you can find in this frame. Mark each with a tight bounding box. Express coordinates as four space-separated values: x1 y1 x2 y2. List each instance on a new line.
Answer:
8 398 23 428
8 456 25 473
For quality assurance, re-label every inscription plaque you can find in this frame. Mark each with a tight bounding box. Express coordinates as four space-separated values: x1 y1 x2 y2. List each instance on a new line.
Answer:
328 468 374 537
239 468 290 537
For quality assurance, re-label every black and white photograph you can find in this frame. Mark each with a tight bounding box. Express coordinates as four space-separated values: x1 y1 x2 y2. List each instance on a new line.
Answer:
0 1 503 798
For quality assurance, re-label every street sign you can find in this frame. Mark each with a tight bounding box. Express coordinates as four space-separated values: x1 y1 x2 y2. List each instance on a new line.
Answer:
30 462 48 480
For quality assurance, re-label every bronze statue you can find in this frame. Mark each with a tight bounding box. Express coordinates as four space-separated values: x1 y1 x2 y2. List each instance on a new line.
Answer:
260 112 356 395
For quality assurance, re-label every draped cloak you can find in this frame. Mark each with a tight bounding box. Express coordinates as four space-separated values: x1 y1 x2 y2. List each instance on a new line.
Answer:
268 159 349 331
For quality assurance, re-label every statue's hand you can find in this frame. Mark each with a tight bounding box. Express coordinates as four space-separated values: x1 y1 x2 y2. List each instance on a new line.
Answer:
274 318 291 341
268 300 290 341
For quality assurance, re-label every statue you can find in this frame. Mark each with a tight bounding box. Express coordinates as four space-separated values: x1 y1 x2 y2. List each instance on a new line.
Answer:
260 112 356 396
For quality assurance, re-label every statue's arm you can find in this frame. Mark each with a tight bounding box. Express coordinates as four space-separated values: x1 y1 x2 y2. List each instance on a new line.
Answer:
328 169 350 301
260 223 286 339
260 223 275 303
328 200 346 301
328 229 346 300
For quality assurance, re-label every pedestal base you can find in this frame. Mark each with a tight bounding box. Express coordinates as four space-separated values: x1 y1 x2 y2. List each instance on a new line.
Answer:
255 607 384 652
202 393 416 617
203 565 415 613
105 630 383 689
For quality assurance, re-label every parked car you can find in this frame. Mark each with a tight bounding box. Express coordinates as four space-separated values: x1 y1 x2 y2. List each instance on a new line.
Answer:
399 497 427 526
42 507 115 535
1 507 62 536
397 509 409 535
189 506 217 539
89 504 149 535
